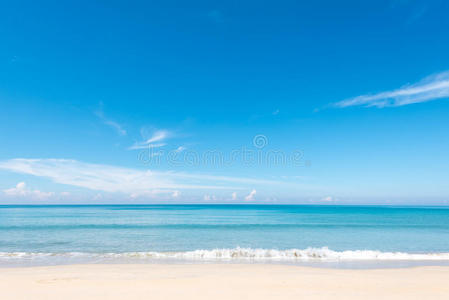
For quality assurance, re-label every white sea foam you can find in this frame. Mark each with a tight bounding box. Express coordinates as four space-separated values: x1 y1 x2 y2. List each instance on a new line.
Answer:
2 247 449 261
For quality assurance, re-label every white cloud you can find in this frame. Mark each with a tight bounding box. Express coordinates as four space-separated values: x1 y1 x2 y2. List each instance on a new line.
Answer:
3 182 54 199
144 130 169 144
130 189 180 200
203 194 217 201
129 130 170 150
103 120 127 136
244 189 257 201
166 173 281 186
95 106 126 136
334 70 449 108
231 192 237 200
322 196 334 202
0 159 291 195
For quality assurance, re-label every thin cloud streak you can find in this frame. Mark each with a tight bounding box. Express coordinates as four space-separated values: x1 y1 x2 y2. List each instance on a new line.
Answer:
103 120 126 136
0 159 298 195
334 71 449 108
95 106 127 136
129 130 170 150
128 143 167 150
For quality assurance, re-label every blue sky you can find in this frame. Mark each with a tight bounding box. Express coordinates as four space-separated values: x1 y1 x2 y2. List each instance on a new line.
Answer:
1 0 449 204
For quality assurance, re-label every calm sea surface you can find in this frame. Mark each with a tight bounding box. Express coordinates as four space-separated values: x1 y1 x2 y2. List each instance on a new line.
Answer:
1 205 449 267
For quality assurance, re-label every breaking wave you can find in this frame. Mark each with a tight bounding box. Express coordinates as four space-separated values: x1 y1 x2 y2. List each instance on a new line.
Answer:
2 247 449 261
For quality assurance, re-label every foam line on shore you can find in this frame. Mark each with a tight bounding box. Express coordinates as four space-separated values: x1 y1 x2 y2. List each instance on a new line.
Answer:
2 247 449 261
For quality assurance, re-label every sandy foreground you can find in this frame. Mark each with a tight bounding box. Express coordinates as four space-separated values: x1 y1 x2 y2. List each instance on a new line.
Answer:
0 264 448 300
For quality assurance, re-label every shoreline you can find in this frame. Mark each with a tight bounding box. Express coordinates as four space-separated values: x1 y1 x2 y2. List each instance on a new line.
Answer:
3 259 449 270
2 246 449 267
1 264 448 299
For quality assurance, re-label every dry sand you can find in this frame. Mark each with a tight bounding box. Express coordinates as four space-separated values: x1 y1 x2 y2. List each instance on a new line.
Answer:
0 264 448 299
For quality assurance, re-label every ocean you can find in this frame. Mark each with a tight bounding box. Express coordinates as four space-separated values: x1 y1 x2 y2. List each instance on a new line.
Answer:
1 205 449 268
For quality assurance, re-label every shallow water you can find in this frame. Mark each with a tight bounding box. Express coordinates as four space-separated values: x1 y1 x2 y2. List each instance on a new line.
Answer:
1 205 449 268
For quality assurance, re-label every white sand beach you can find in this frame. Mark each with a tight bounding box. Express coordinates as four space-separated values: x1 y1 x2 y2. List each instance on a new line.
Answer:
1 264 448 300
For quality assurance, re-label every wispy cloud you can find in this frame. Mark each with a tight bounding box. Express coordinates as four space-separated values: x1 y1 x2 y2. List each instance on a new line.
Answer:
0 159 292 196
244 189 256 201
3 182 55 199
129 129 170 150
334 71 449 108
95 105 126 136
103 120 126 136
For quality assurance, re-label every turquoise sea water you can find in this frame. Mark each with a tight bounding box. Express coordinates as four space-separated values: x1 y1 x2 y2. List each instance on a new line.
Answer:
1 205 449 267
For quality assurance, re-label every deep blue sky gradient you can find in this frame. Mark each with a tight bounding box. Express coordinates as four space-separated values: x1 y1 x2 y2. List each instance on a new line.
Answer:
1 0 449 203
